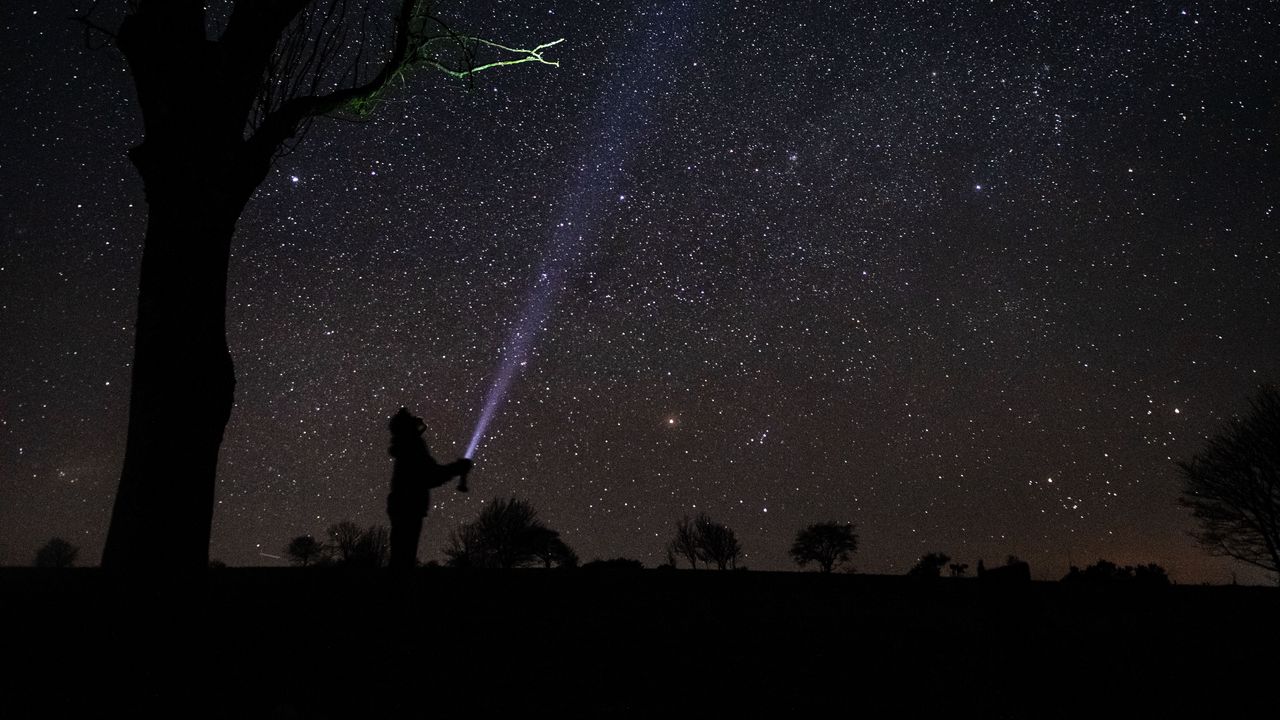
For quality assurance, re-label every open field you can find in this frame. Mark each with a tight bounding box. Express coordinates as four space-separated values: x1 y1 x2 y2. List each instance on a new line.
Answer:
3 568 1275 717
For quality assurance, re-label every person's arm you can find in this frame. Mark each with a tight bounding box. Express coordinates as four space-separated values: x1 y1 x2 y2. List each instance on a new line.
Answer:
449 458 473 492
426 458 472 488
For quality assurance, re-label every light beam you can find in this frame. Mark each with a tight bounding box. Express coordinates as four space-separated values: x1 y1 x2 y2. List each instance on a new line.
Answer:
465 2 699 459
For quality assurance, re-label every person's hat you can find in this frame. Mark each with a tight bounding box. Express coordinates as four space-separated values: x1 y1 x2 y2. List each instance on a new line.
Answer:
389 407 425 435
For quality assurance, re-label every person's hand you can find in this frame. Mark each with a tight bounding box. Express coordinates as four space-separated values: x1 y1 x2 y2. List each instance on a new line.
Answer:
456 458 473 492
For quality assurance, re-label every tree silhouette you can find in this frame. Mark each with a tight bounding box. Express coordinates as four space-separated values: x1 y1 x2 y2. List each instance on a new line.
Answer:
34 537 80 568
666 515 701 569
348 524 391 568
907 552 951 579
528 525 579 569
693 513 742 570
663 513 742 570
1062 560 1170 586
284 534 325 566
442 523 486 568
87 1 560 570
317 522 389 567
443 497 571 569
663 545 679 569
948 562 969 577
1132 563 1171 585
326 520 364 563
1177 385 1280 579
789 521 858 573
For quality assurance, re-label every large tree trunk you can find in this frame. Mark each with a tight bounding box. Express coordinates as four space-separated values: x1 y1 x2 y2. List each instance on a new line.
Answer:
101 189 244 570
101 127 264 570
100 3 272 570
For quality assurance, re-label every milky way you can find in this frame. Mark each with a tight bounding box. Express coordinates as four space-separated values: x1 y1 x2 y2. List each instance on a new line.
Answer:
1 1 1277 582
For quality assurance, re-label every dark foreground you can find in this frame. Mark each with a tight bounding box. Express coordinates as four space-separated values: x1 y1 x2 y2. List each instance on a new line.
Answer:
2 568 1275 718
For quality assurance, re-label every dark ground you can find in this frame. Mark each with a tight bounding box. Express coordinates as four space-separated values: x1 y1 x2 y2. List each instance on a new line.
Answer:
2 567 1275 718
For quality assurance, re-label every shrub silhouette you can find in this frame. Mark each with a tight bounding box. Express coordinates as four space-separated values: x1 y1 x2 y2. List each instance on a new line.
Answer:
443 498 574 569
34 537 79 568
907 552 951 579
284 535 325 566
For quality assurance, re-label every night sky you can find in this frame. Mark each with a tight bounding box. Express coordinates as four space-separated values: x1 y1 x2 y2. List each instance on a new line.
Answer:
2 1 1277 583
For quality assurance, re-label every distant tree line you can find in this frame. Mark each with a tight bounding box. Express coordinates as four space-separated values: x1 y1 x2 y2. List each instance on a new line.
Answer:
1062 559 1169 586
32 384 1280 580
28 510 1168 584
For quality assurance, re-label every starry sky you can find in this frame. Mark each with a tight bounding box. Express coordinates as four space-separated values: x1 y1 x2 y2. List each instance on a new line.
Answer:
1 1 1277 583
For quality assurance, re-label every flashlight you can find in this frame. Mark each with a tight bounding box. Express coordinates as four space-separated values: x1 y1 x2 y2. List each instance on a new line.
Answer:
457 459 473 493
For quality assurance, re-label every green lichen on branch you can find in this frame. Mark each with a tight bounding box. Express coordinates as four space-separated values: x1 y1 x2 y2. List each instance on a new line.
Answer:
343 35 563 118
434 37 564 77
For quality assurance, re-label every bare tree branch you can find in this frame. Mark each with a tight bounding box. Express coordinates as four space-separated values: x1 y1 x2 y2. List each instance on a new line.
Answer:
71 0 118 48
247 0 561 161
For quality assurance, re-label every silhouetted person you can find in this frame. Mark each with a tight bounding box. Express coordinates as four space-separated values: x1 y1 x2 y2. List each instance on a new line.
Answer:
387 407 472 570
